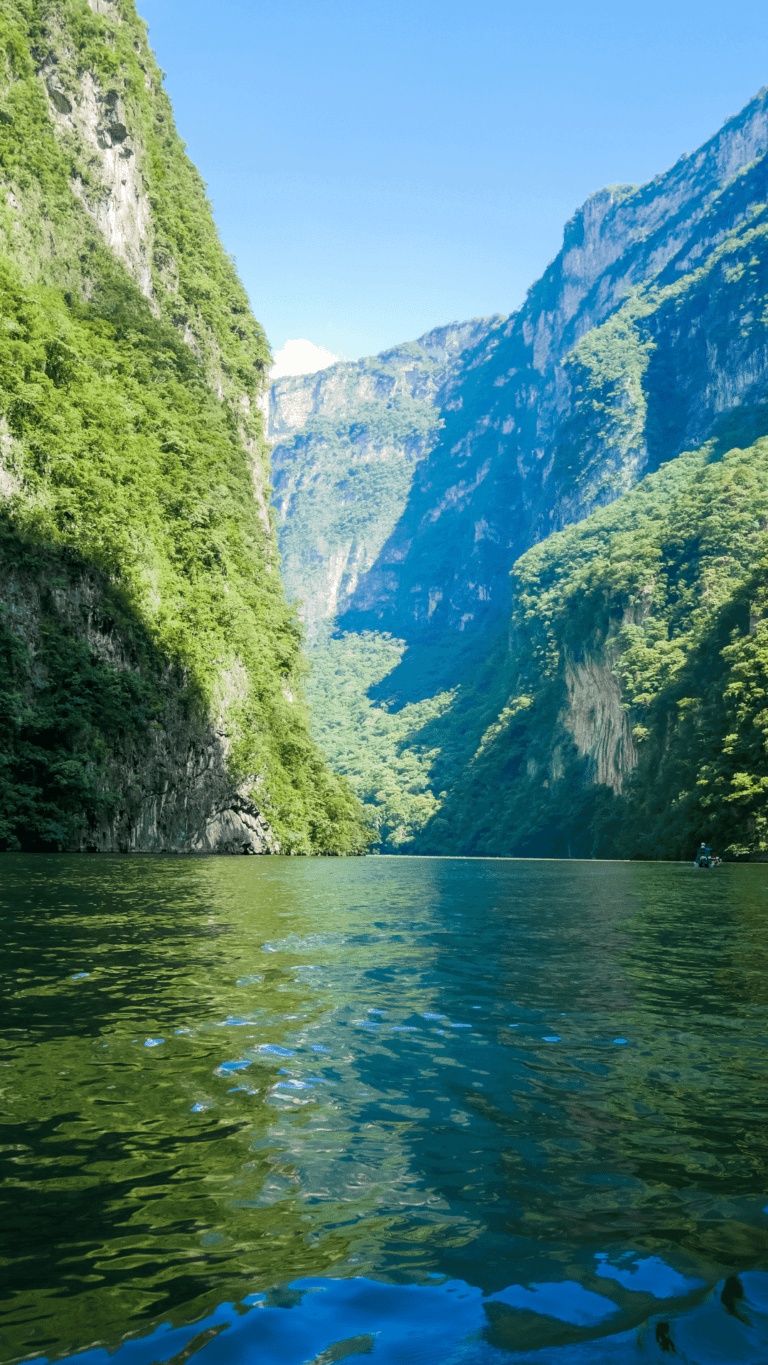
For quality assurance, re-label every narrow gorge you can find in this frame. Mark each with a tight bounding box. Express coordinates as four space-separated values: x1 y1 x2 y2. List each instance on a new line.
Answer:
4 0 768 863
271 86 768 859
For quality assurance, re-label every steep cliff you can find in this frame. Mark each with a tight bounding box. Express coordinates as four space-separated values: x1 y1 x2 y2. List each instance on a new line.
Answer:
0 0 369 854
270 317 498 639
274 91 768 671
270 87 768 854
336 90 768 667
427 435 768 859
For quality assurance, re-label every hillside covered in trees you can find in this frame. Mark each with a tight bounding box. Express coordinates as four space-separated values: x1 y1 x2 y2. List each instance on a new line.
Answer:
0 0 370 854
270 88 768 859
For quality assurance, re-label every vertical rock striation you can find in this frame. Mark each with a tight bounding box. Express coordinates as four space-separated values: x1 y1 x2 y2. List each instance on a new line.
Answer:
0 0 369 854
269 319 498 638
269 85 768 854
272 89 768 667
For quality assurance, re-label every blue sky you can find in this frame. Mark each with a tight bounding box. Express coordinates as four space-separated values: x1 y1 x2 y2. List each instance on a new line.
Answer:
140 0 768 367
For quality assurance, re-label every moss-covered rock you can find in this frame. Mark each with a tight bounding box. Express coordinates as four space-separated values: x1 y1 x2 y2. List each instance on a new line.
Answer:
0 0 371 854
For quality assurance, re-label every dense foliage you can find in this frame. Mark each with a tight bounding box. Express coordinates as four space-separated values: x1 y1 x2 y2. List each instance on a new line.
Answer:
422 437 768 859
306 628 454 847
0 0 371 852
305 432 768 859
270 93 768 860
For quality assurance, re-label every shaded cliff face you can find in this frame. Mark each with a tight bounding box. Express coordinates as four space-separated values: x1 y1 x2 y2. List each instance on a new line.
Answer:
0 539 278 853
425 437 768 860
273 89 768 665
336 89 768 672
0 0 369 854
270 86 768 854
269 318 498 638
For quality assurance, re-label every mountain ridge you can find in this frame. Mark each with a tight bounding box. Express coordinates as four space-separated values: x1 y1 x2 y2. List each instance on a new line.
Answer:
269 315 500 639
270 85 768 856
0 0 370 855
273 86 768 673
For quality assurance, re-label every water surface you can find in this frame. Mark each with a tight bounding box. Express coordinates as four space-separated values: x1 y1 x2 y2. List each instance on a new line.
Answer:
2 855 768 1363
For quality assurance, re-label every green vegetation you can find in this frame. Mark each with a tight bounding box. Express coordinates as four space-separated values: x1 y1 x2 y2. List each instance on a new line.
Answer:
306 628 454 847
423 437 768 859
286 174 768 859
0 0 370 853
302 431 768 860
550 298 653 509
305 621 526 853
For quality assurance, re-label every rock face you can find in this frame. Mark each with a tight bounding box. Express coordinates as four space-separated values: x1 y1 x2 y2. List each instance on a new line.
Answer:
563 654 636 796
269 318 498 638
272 87 768 676
0 0 369 855
270 85 768 853
43 67 155 298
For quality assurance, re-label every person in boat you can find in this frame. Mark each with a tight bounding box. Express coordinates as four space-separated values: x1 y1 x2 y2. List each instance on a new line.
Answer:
694 842 713 867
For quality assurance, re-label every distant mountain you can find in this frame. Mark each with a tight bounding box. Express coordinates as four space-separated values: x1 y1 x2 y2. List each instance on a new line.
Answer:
270 87 768 858
270 317 498 640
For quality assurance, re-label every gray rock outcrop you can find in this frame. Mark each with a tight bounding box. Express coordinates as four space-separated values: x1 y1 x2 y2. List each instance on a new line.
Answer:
271 87 768 671
267 84 768 850
2 560 279 855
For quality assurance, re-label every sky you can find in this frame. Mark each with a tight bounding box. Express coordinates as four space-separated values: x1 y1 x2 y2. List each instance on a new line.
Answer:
139 0 768 371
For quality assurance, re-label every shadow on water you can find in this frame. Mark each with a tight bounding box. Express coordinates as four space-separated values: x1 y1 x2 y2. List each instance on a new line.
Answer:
1 855 768 1363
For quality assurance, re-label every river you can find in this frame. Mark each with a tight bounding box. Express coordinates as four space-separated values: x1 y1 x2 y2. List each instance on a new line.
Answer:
2 854 768 1363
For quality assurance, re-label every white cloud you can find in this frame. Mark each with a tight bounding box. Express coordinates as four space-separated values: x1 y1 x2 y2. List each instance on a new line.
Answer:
271 338 340 379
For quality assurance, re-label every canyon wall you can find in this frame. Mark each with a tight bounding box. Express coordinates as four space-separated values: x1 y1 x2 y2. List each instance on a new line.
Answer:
0 0 368 854
270 87 768 856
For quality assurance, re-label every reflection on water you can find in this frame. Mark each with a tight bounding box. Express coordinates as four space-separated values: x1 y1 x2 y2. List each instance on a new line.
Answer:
1 855 767 1362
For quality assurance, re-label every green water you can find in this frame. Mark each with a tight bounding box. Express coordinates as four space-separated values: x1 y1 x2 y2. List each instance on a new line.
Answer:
2 855 768 1363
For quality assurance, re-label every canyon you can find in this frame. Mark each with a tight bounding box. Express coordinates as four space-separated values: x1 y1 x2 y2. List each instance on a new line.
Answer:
270 86 768 857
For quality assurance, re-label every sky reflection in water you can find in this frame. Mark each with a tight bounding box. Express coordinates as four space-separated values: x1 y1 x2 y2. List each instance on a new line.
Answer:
1 854 768 1362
